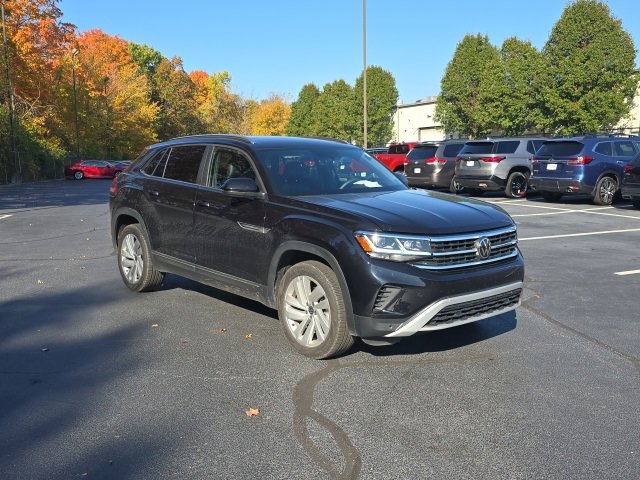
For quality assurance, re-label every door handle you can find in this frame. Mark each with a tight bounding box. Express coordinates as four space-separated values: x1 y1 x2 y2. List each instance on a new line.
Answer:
196 200 211 208
149 190 159 197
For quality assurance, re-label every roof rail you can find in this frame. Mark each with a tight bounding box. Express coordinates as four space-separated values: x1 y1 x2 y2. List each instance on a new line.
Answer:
169 134 255 144
303 136 351 144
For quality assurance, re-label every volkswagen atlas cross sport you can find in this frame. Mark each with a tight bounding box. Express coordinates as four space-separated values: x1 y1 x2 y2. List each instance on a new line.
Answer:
109 135 524 359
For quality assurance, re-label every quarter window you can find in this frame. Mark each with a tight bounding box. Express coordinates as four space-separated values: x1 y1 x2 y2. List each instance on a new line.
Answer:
162 145 206 183
142 149 169 177
594 142 612 156
443 143 464 157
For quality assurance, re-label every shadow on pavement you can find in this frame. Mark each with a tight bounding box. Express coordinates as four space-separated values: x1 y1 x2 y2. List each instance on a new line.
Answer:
0 179 112 211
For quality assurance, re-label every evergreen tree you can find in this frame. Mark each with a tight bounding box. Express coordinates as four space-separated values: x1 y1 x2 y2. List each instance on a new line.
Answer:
287 83 320 136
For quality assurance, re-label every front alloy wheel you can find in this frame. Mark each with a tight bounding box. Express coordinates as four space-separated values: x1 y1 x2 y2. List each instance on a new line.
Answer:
117 224 164 292
278 261 353 359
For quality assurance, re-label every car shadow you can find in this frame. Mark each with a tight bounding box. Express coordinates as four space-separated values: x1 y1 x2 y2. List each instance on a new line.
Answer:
0 179 112 210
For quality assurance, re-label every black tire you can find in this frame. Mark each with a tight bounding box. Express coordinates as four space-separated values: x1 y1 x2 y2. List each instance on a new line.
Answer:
466 188 483 197
541 191 563 202
449 176 464 194
277 261 354 359
632 198 640 210
593 176 617 206
505 171 529 198
73 170 84 180
117 223 164 292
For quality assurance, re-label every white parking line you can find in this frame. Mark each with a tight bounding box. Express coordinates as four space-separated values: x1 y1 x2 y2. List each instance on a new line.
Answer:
519 228 640 241
0 214 12 221
614 269 640 276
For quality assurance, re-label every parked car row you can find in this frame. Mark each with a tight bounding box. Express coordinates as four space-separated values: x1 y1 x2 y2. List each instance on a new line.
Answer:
383 134 640 207
65 160 131 180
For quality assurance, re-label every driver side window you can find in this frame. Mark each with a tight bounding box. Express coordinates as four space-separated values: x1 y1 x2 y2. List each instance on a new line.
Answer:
208 148 256 188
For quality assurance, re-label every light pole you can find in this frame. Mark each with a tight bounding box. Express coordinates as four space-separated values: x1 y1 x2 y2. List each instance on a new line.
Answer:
71 48 80 159
362 0 367 148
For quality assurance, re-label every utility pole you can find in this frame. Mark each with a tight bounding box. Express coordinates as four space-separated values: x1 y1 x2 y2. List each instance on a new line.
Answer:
362 0 368 149
1 1 19 182
71 49 80 159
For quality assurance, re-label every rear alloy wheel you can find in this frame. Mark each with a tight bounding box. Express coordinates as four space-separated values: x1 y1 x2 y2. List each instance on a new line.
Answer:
541 191 563 202
593 176 617 206
505 171 529 198
73 170 84 180
449 176 464 194
278 261 354 359
117 224 164 292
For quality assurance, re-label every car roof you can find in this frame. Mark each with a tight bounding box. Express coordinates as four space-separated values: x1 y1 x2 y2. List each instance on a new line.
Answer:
150 134 353 150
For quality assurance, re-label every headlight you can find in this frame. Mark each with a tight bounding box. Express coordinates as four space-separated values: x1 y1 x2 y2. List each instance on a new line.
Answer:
354 231 432 262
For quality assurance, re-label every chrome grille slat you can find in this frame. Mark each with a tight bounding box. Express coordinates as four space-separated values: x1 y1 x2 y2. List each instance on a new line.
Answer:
412 226 518 270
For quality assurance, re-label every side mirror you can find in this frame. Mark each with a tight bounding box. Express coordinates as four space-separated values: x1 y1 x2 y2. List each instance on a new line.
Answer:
394 172 408 186
221 177 260 193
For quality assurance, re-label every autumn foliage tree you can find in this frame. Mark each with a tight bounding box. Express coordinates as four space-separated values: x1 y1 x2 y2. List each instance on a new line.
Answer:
248 94 291 136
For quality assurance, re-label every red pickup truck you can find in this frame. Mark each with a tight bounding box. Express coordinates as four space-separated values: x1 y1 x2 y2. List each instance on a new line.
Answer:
372 142 419 172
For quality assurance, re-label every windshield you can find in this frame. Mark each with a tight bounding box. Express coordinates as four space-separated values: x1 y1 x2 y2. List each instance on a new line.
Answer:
256 146 407 196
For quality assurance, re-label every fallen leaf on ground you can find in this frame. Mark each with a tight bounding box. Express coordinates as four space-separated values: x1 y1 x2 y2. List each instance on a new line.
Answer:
151 324 159 328
40 347 49 352
37 279 44 285
245 407 260 417
244 333 253 340
218 328 227 334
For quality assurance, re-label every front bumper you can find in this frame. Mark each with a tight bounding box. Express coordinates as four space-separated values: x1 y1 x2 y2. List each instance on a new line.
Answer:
346 252 525 339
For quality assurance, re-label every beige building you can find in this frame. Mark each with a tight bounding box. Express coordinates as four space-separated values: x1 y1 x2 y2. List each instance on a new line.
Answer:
391 91 640 144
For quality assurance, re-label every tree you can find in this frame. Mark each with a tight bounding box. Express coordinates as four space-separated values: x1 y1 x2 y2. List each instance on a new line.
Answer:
190 70 245 133
286 83 320 136
152 57 201 140
76 29 157 158
435 34 505 138
311 79 354 141
499 38 545 135
128 42 163 79
540 0 638 134
248 94 290 136
353 65 398 146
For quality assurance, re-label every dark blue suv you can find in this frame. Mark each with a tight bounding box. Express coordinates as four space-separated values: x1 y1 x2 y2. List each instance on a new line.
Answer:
529 136 640 205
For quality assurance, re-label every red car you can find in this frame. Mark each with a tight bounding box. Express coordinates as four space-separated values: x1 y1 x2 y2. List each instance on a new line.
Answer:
65 160 124 180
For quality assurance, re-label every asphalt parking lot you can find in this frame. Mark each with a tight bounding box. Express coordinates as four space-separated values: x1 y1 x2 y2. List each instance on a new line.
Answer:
0 180 638 479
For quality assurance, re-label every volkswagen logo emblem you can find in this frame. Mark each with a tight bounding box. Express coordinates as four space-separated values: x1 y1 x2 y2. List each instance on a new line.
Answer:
475 237 492 259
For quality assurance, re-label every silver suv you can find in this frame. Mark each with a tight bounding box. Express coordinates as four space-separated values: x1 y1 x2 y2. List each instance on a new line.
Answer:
455 137 546 198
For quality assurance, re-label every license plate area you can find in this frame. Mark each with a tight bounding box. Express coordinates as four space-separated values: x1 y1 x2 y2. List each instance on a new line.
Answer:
466 160 475 167
413 167 421 174
547 163 557 171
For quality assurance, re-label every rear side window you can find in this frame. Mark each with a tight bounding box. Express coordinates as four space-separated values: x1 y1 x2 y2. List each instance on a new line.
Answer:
162 145 207 183
536 141 584 157
615 141 636 157
594 142 612 156
442 143 464 157
389 144 410 154
495 141 520 154
459 142 494 155
526 140 545 155
142 148 169 176
406 145 438 160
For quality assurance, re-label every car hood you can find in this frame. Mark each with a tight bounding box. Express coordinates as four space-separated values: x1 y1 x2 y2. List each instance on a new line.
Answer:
301 189 514 235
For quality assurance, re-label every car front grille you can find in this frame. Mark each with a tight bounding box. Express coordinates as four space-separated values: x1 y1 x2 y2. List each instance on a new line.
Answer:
411 226 518 270
428 288 522 326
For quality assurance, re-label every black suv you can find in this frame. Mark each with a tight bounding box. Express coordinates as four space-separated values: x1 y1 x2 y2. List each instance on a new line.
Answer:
109 135 524 359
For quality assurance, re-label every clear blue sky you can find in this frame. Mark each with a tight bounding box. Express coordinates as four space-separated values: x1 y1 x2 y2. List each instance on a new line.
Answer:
59 0 639 104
